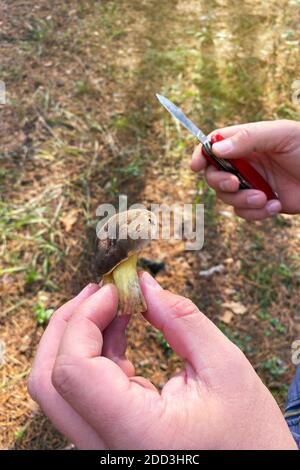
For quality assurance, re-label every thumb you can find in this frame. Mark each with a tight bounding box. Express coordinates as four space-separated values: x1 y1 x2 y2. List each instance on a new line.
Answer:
211 121 288 159
140 272 240 376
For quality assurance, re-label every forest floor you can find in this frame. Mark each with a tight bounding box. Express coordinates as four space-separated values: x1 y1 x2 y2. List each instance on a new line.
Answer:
1 0 300 449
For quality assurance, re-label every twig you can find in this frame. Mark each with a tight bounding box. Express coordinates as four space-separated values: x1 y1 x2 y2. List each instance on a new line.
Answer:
0 299 27 317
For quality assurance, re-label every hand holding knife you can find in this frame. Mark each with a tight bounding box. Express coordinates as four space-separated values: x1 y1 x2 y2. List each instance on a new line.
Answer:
156 94 278 200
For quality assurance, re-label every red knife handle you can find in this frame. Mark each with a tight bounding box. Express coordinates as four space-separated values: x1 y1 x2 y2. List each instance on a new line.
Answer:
201 133 277 200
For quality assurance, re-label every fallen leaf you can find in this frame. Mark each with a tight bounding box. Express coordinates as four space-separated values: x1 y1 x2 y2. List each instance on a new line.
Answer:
61 209 79 232
219 310 234 324
222 301 247 315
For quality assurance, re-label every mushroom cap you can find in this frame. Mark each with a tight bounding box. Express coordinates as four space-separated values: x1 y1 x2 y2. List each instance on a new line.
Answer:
95 209 157 276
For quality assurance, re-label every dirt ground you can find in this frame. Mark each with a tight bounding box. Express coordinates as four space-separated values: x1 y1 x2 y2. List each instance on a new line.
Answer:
1 0 300 449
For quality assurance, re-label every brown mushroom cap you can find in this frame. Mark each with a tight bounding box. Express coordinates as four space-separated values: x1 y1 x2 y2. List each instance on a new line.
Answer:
95 209 156 276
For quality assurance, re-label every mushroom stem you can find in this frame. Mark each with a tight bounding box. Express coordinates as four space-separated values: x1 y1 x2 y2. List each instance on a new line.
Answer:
102 272 114 285
112 253 146 316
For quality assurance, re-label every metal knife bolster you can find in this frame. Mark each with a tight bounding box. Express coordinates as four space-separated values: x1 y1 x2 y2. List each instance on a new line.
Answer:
202 140 252 190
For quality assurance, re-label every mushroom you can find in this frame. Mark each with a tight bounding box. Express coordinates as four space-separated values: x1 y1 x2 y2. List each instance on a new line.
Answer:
95 209 157 315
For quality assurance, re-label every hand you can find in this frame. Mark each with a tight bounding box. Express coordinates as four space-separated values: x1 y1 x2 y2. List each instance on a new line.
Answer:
191 120 300 220
28 273 296 449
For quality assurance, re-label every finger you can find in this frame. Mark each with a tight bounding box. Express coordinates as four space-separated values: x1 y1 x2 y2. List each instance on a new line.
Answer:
234 199 282 220
216 189 267 209
211 123 254 139
211 120 296 140
211 121 293 159
205 165 240 193
129 376 157 391
191 144 207 172
56 284 118 359
29 383 106 449
30 283 100 380
190 126 255 172
28 283 106 449
102 315 135 377
52 284 160 442
140 272 242 379
190 125 251 172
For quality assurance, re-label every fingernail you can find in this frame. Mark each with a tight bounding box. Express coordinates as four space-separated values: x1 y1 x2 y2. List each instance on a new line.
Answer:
77 283 99 299
212 139 234 155
266 200 281 216
100 284 115 293
220 179 234 192
140 271 163 291
247 192 265 207
84 283 99 293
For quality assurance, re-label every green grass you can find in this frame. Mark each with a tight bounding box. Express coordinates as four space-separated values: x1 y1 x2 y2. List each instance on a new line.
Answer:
260 356 287 378
269 317 286 334
0 188 63 293
156 331 172 358
97 2 126 41
142 48 190 76
24 267 40 287
24 18 54 43
218 324 255 357
112 116 132 132
241 252 298 310
74 80 99 98
105 177 119 198
118 159 144 178
21 17 57 57
34 293 54 325
257 311 286 335
15 422 30 442
194 181 217 226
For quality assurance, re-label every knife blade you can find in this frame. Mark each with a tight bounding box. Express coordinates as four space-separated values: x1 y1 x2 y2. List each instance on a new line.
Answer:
156 94 209 146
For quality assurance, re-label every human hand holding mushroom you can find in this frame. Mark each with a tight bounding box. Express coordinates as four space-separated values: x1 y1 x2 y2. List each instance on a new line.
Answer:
28 273 296 450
